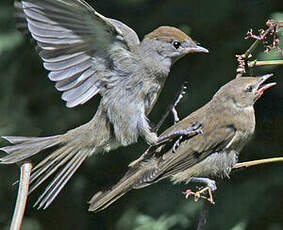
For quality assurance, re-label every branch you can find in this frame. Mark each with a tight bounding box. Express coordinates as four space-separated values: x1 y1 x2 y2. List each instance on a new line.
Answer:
233 157 283 169
247 59 283 67
10 161 32 230
236 20 283 78
195 156 283 229
197 19 283 230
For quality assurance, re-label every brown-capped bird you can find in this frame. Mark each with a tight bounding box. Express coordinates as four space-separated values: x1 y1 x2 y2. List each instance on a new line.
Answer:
0 0 208 209
88 74 276 212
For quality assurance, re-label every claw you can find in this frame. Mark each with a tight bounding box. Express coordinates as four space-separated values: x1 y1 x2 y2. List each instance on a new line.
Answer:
183 186 215 204
183 177 217 204
171 122 202 152
172 136 183 153
157 122 202 148
177 122 203 137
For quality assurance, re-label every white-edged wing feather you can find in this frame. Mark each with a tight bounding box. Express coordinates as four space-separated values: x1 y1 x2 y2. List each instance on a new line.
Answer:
16 0 140 107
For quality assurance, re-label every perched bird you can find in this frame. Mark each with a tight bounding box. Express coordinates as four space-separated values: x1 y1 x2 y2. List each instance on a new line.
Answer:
0 0 208 209
88 74 276 212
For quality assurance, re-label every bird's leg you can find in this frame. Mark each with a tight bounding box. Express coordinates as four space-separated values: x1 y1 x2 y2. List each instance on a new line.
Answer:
157 122 202 146
184 177 217 204
136 122 201 165
171 82 189 124
153 82 201 150
171 107 180 124
154 82 189 132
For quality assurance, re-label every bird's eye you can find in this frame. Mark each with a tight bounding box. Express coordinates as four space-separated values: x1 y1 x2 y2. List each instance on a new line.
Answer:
245 85 253 92
173 41 181 49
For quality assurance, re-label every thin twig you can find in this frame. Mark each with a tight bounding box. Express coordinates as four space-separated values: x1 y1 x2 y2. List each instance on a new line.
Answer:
236 20 283 78
247 59 283 67
195 156 283 229
244 40 261 59
235 34 262 78
10 161 32 230
233 157 283 169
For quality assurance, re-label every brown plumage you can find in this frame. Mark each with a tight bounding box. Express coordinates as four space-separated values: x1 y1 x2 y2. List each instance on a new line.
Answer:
145 26 191 42
88 74 276 212
0 0 208 209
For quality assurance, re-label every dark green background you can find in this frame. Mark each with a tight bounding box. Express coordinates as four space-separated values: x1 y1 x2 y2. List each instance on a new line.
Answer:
0 0 282 229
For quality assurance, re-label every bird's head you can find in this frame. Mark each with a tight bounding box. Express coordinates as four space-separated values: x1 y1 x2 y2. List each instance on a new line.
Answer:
141 26 208 65
214 74 277 108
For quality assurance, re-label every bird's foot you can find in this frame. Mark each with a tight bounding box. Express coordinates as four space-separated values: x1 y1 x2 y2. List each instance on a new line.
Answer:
157 122 202 147
171 122 203 152
183 187 215 204
176 122 203 136
183 177 217 204
172 136 183 153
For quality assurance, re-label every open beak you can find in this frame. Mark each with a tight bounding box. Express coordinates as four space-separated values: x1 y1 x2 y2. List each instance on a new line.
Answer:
256 73 277 95
186 45 209 53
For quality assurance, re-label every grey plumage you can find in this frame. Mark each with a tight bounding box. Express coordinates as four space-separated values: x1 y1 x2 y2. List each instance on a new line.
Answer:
1 0 208 209
88 75 276 212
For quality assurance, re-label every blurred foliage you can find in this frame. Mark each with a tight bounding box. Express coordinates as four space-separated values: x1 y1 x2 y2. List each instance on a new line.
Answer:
0 0 282 230
116 201 202 230
3 218 42 230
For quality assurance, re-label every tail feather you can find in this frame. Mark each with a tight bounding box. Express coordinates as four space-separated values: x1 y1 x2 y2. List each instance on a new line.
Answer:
88 167 145 212
2 136 50 144
29 145 77 193
0 135 61 163
34 149 89 209
32 144 71 172
0 135 92 209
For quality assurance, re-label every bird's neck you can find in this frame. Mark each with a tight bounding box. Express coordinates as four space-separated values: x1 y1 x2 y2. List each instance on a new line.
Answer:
210 97 256 135
138 43 172 79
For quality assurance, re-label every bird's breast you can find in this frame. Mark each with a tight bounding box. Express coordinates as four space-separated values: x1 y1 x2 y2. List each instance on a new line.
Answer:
143 81 164 115
171 150 239 183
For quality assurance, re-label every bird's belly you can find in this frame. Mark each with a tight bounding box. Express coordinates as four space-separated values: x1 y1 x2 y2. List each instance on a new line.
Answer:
171 150 239 183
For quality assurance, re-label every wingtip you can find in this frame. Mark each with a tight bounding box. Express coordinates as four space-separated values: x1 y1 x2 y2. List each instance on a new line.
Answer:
87 191 104 212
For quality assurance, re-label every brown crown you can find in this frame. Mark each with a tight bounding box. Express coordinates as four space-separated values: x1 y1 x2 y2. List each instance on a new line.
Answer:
145 26 191 42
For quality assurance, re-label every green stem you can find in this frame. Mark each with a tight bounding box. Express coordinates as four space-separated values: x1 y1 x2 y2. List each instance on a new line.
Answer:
248 59 283 67
233 157 283 169
244 40 261 58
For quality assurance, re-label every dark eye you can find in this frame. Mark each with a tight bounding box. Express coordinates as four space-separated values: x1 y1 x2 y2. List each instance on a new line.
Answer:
173 41 181 49
245 85 253 92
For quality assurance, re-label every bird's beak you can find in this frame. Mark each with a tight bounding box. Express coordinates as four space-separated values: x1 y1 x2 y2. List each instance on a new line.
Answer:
256 73 277 95
185 45 209 53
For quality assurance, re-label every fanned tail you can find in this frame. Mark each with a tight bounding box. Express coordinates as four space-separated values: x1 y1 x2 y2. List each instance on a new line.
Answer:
0 135 92 209
0 135 62 163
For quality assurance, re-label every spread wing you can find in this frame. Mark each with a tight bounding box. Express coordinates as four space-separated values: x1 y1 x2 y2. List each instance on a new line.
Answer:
15 0 140 107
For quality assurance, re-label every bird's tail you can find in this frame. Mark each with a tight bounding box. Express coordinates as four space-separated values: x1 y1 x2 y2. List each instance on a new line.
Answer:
88 166 146 212
0 134 91 209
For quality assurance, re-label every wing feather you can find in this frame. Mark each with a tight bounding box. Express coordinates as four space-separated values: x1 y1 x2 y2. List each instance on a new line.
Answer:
43 53 91 71
62 76 98 102
55 68 95 91
132 116 237 188
48 61 92 81
16 0 140 107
